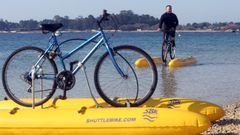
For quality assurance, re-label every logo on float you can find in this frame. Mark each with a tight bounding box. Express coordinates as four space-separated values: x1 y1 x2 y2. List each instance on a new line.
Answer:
142 108 158 122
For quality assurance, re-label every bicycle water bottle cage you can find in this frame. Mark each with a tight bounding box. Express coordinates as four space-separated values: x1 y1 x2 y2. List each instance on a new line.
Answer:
40 23 63 34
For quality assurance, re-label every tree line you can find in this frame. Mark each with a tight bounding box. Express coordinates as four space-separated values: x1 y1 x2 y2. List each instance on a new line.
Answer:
0 10 239 32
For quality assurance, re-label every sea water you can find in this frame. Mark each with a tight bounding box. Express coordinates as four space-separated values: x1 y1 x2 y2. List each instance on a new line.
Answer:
0 32 239 105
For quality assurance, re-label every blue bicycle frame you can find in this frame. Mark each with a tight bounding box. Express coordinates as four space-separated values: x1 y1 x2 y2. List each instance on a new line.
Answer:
36 30 125 80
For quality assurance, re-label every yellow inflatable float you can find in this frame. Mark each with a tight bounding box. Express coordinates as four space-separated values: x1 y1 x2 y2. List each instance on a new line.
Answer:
134 56 197 68
0 98 211 135
0 98 224 122
135 57 163 68
169 57 197 67
0 97 225 135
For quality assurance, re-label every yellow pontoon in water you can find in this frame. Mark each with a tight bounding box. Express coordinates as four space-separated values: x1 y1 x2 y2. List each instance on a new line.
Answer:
169 57 197 67
135 57 163 68
135 56 197 68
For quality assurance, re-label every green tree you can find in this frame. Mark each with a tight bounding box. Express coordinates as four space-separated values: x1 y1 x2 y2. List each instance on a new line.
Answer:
19 19 39 30
0 19 9 31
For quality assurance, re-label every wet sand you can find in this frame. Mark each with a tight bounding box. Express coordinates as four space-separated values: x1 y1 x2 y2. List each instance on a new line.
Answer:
201 102 240 135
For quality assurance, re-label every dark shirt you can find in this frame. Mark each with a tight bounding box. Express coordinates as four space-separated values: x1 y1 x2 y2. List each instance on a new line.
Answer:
159 12 179 31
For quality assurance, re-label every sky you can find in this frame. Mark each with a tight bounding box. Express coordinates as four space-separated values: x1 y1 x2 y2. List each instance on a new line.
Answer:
0 0 240 24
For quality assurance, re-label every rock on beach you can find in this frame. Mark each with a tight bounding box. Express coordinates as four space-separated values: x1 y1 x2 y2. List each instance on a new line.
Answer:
201 102 240 135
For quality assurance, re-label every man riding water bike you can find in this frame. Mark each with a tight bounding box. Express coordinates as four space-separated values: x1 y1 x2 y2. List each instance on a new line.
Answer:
158 5 179 56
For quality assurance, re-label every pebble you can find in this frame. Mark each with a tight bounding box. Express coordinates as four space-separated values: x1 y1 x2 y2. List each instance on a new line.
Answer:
201 102 240 135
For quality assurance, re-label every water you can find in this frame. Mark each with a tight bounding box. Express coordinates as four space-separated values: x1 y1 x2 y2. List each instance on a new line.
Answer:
0 32 239 105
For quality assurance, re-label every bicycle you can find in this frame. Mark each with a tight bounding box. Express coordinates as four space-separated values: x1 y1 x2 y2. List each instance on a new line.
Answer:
2 10 158 107
161 29 176 64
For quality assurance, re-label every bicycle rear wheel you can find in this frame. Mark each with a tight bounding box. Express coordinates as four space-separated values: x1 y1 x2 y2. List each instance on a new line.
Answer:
2 46 58 107
170 44 176 59
94 45 157 107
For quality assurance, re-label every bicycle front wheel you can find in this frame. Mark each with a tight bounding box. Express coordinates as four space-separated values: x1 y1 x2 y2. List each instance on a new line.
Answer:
162 42 168 64
2 46 58 107
94 45 157 107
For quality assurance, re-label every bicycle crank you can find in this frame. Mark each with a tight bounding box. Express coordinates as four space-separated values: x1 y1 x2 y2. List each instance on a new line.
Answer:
56 70 76 91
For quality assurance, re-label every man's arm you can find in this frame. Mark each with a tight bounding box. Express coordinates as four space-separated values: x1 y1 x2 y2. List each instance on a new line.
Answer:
175 14 179 27
159 14 164 29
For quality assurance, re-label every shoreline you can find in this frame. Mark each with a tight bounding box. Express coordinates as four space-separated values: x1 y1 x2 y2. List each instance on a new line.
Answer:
0 29 238 34
202 101 240 135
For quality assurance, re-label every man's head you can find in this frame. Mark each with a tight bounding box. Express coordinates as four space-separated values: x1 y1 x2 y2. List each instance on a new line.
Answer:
165 5 172 13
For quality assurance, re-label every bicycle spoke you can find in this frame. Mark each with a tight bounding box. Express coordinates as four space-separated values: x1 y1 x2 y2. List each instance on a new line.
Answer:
95 45 157 107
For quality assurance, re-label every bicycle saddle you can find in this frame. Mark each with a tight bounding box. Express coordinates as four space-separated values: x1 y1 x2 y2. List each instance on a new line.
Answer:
40 23 63 33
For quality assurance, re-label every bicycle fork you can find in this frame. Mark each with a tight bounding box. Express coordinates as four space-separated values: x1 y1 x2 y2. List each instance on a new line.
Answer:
107 47 127 79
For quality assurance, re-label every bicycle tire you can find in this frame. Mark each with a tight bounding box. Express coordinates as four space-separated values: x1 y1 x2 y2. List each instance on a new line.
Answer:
2 46 58 107
94 45 157 107
170 43 176 59
162 42 168 64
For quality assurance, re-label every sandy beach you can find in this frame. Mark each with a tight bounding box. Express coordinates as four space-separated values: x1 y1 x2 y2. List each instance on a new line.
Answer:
201 102 240 135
